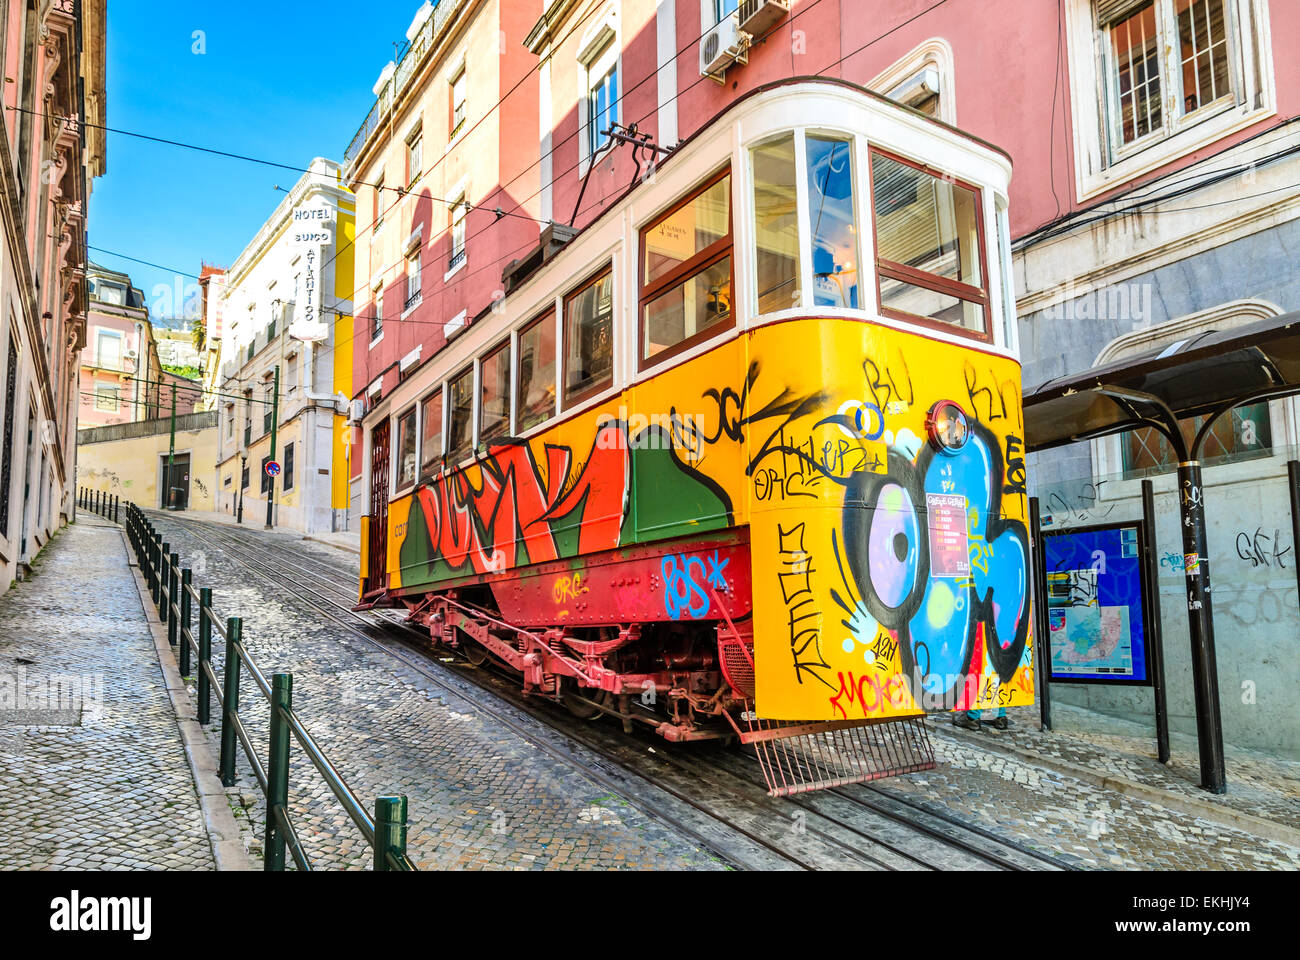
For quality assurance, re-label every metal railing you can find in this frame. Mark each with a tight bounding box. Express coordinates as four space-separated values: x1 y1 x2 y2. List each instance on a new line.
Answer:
77 486 121 524
114 501 415 872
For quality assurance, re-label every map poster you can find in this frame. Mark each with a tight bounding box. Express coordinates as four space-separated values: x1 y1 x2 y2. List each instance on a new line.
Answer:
1043 522 1151 685
926 493 970 578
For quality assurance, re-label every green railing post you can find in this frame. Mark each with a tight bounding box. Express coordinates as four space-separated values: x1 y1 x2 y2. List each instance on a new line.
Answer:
159 542 171 621
114 496 119 524
152 533 163 603
179 568 192 675
167 553 180 647
218 618 242 786
373 796 409 871
264 673 293 872
197 588 213 725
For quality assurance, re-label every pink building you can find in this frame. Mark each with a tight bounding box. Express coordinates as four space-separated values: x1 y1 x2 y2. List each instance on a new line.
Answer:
80 263 162 427
343 0 543 510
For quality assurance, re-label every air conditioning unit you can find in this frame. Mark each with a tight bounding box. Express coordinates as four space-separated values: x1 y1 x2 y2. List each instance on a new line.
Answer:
700 17 749 82
738 0 789 35
349 397 367 424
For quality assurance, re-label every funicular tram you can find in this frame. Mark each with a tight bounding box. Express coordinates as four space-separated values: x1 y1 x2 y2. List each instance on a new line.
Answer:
356 78 1035 795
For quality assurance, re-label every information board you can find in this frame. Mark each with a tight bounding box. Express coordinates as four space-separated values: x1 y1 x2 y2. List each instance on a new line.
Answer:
1043 522 1151 685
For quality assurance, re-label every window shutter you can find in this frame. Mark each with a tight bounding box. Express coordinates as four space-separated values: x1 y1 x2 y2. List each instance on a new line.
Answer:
1095 0 1152 27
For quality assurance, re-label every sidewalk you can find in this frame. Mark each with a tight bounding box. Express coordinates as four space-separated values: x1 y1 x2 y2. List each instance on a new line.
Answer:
163 507 361 557
953 703 1300 842
0 514 235 870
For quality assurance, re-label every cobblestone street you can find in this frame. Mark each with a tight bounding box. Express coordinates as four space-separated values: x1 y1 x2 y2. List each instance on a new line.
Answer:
0 516 215 870
145 512 725 871
146 511 1299 872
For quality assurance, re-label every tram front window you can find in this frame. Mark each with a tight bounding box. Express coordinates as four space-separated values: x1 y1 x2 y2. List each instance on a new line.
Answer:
752 135 801 315
806 135 858 309
871 149 990 337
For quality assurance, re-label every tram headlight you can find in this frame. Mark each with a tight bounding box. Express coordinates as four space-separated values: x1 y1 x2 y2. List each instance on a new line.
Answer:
926 400 971 454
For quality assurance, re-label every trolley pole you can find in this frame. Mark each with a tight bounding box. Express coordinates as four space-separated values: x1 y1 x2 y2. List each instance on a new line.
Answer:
265 364 280 530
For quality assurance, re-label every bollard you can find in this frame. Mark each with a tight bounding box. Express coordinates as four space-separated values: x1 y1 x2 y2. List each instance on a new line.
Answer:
373 796 409 871
218 618 243 786
167 553 180 648
197 588 213 725
159 542 171 621
179 568 192 675
264 673 293 872
152 534 163 602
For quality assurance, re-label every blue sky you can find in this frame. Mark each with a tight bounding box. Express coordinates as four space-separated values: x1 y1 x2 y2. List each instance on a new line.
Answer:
88 2 418 321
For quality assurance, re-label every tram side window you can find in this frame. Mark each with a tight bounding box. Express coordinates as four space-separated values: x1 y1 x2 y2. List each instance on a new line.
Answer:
806 136 858 309
751 135 801 315
517 310 556 433
870 149 990 338
447 367 474 463
419 388 443 481
640 171 732 367
395 408 417 491
480 338 511 446
563 269 613 407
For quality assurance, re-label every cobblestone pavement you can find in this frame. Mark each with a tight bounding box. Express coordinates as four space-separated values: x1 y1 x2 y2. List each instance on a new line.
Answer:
146 512 725 871
0 516 215 870
987 704 1299 830
880 710 1300 870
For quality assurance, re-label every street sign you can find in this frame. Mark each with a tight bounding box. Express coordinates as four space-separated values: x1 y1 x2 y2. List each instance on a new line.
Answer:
265 461 282 478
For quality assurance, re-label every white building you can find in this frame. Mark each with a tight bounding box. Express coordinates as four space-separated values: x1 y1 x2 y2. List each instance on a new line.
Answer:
213 158 356 534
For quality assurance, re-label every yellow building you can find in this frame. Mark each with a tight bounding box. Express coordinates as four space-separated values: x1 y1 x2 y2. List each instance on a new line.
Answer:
77 412 219 511
212 159 355 534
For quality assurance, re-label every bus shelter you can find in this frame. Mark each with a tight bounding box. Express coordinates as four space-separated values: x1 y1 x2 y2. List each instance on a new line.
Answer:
1023 312 1300 794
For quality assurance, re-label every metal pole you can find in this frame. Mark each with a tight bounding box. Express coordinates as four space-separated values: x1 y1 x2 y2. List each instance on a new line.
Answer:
1141 480 1170 764
180 568 193 676
1177 461 1226 793
264 673 293 872
219 618 243 787
168 382 177 510
373 795 408 871
237 456 246 524
1289 460 1300 610
168 552 180 647
266 365 280 530
1028 497 1053 732
197 588 213 725
160 542 171 619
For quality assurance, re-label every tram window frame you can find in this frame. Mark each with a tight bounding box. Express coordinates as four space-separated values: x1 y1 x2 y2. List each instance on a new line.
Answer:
419 386 444 483
393 405 419 494
479 336 512 449
446 365 476 465
638 167 734 370
516 308 557 434
868 147 993 343
561 265 615 410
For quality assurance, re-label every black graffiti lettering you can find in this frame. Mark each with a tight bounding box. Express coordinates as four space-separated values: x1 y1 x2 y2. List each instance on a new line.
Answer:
862 352 914 414
1235 527 1292 569
1003 434 1027 496
777 522 833 689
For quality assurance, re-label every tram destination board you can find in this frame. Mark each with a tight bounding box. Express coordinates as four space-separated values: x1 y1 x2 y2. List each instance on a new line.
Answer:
1042 521 1152 685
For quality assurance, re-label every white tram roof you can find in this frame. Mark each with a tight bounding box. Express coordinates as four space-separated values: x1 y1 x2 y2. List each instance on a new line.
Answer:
372 77 1017 424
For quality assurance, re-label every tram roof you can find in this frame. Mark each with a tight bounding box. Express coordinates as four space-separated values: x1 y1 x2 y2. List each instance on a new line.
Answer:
1022 310 1300 453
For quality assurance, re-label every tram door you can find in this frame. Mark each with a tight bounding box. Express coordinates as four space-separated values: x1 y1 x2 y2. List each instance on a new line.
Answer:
367 420 390 593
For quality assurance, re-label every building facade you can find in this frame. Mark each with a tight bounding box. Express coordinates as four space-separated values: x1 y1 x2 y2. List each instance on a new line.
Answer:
343 0 543 519
79 263 164 427
0 0 107 591
213 158 355 534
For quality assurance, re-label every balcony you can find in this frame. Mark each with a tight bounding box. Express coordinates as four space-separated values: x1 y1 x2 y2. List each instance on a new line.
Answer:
447 248 466 273
343 0 465 176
